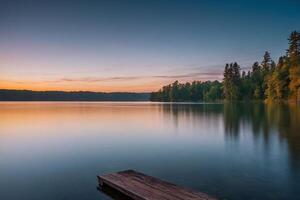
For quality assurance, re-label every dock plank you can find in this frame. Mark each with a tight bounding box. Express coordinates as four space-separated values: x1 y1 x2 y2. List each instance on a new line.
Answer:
98 170 217 200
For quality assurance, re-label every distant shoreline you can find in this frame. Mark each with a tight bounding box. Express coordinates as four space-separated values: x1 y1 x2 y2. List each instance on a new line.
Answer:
0 89 150 101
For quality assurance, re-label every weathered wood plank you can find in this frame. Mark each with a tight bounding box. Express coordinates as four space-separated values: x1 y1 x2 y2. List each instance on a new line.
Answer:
98 170 217 200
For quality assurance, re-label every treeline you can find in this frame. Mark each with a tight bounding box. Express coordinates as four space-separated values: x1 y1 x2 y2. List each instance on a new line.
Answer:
0 90 150 101
150 80 222 101
150 31 300 102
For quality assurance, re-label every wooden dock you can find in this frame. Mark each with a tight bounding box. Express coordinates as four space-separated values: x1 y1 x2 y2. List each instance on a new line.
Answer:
97 170 217 200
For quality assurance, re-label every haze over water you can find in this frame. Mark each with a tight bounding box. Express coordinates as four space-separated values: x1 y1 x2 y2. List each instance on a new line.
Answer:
0 102 299 200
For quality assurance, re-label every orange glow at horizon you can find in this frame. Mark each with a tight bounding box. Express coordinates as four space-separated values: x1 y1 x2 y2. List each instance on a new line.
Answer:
0 80 164 92
0 47 224 93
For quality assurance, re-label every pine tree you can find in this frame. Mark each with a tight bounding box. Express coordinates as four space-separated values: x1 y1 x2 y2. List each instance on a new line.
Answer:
150 30 300 102
287 31 300 101
287 31 300 64
261 51 274 99
261 51 272 73
274 56 290 99
232 62 241 99
223 64 231 100
223 63 241 100
251 62 263 99
265 72 277 101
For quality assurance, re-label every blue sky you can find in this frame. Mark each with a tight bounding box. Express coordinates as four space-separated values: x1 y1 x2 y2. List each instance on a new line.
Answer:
0 0 299 91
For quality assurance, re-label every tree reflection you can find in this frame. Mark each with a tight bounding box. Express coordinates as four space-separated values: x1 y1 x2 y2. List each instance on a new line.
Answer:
160 103 300 171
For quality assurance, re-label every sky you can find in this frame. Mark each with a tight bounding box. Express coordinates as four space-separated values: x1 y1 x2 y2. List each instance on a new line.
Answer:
0 0 299 92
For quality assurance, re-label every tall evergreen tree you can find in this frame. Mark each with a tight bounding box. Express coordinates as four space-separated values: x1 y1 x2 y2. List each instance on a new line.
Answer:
151 31 300 102
223 63 241 100
287 31 300 101
275 56 290 99
251 62 263 99
261 51 272 73
232 62 241 99
287 31 300 64
261 51 274 99
223 64 231 100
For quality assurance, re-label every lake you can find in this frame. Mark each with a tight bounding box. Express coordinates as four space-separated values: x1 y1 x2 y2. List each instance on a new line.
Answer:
0 102 299 200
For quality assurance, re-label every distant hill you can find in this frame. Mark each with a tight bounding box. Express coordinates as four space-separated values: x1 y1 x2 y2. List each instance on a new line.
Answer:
0 89 150 101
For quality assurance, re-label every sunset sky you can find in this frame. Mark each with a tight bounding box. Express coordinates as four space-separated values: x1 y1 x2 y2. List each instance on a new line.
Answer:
0 0 299 92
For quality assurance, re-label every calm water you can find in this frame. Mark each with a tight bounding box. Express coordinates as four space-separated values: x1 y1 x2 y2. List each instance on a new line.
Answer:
0 102 300 200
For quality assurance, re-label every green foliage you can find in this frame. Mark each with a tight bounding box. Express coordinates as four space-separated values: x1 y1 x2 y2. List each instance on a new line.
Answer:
150 80 223 102
265 56 290 100
205 81 222 101
223 62 241 100
287 31 300 101
151 31 300 102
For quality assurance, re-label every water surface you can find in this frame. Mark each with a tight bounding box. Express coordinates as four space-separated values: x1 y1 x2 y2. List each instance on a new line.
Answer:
0 102 299 200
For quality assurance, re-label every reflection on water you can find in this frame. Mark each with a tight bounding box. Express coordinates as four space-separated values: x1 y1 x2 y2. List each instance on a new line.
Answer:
162 103 300 171
224 103 300 171
0 102 299 200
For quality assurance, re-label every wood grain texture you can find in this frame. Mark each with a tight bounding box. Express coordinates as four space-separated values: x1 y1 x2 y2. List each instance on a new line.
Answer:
98 170 217 200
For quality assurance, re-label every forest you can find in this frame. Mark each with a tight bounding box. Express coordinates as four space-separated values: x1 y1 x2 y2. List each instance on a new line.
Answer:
150 31 300 102
0 90 150 101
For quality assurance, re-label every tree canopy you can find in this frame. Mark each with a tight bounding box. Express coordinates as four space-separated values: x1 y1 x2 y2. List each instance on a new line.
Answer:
151 31 300 102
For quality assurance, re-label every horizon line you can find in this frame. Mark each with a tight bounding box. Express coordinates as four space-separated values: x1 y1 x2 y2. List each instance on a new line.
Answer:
0 88 152 94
